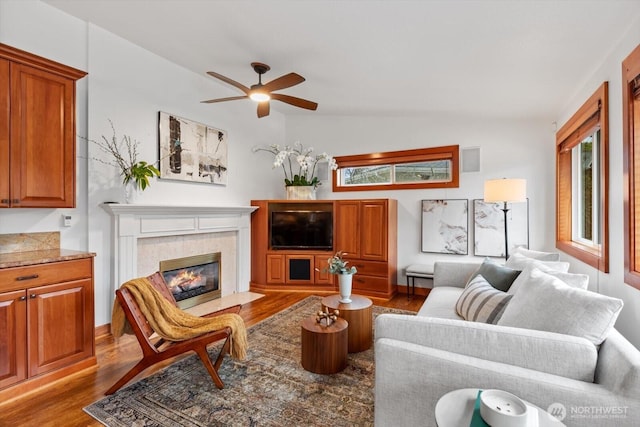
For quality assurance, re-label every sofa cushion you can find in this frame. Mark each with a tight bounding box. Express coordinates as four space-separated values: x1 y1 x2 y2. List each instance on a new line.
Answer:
498 268 624 345
511 247 560 261
417 286 463 319
456 275 513 323
466 258 521 292
508 267 589 295
505 252 570 273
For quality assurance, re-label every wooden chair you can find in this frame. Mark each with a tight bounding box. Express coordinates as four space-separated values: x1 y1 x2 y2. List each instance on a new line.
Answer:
105 272 241 395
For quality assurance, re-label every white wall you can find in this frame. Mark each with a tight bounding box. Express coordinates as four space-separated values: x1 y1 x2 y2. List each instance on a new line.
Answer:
554 15 640 348
286 113 555 281
0 0 286 327
0 0 89 249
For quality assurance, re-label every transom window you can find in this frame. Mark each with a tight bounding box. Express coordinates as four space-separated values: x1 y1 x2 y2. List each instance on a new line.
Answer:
333 145 459 192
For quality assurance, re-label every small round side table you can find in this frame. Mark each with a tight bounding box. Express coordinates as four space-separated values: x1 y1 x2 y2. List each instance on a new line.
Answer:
321 294 373 352
435 388 565 426
300 316 348 374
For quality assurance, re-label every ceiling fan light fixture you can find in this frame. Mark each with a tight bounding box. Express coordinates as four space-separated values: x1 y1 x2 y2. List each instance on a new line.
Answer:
249 91 271 102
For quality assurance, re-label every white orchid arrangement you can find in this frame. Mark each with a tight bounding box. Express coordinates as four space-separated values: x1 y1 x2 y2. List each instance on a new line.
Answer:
252 141 338 188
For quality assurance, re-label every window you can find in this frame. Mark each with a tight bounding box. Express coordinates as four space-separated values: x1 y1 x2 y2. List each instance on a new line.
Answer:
332 145 459 192
623 43 640 289
572 132 600 246
556 82 608 272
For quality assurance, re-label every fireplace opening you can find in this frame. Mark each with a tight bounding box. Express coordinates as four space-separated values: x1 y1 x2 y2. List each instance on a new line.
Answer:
159 252 221 309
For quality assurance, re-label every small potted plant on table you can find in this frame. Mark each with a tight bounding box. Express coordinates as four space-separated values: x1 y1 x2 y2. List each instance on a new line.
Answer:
324 251 357 303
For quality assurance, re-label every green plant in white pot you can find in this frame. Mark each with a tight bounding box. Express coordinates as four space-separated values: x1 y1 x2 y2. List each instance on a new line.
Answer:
325 251 357 303
252 141 338 199
88 120 160 203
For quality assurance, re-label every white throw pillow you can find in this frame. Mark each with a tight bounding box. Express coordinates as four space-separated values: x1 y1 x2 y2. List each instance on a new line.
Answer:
498 268 623 345
511 247 560 261
505 252 570 273
508 266 589 295
455 275 513 324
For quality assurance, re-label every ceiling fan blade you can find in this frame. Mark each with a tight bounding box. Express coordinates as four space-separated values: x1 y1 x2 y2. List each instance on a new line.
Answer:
257 101 270 118
271 93 318 111
201 95 248 104
206 71 250 94
262 73 305 92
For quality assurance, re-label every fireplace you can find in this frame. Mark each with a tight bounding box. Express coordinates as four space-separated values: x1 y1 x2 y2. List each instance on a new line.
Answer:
159 252 221 309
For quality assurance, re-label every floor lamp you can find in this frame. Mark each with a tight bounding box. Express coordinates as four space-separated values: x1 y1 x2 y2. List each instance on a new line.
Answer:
484 178 527 260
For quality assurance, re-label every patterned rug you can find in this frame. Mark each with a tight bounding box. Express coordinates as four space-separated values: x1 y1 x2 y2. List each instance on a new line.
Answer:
84 296 413 427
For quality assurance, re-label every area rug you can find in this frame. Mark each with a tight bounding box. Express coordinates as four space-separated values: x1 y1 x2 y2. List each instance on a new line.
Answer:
84 296 413 427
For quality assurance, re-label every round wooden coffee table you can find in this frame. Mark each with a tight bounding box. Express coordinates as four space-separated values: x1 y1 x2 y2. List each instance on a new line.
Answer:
300 316 348 374
321 294 373 352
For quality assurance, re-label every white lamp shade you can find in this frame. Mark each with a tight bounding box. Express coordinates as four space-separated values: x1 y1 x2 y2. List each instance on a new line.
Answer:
484 178 527 203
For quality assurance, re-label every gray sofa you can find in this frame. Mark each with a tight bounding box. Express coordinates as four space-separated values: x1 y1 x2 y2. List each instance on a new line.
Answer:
374 261 640 427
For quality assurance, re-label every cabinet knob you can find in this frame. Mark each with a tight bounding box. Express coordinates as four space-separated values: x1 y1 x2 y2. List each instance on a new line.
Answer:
1 199 9 204
19 296 26 301
30 294 37 299
12 199 19 204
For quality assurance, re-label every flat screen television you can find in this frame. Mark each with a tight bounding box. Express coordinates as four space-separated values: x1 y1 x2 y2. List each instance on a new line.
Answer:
270 210 333 250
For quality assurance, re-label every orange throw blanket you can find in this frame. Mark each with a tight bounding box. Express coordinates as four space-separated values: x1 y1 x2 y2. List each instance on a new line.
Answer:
111 277 247 360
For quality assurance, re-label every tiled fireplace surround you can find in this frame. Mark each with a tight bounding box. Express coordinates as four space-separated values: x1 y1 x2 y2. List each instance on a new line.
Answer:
102 204 256 297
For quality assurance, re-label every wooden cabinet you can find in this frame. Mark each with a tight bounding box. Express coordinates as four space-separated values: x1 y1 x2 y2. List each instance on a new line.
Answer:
0 289 26 389
335 199 397 298
251 199 397 298
0 43 86 208
0 257 96 400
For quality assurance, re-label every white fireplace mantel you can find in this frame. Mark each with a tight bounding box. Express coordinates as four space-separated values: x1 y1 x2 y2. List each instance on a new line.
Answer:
102 203 257 294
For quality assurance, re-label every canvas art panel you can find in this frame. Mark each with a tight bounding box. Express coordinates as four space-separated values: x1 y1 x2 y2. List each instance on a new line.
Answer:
158 112 228 185
421 199 468 254
473 199 529 257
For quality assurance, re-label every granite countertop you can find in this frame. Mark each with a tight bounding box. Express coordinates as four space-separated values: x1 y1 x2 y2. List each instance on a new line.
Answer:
0 249 96 269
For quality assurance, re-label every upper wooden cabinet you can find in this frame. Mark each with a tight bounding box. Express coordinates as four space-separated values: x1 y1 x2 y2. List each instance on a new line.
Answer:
335 199 397 298
0 44 87 208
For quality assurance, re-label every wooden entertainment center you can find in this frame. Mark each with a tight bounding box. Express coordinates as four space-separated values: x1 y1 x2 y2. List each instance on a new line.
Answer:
250 199 398 299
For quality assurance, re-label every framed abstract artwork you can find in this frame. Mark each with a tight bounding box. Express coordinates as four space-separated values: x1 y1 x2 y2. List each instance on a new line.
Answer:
421 199 468 255
158 111 228 185
473 199 529 257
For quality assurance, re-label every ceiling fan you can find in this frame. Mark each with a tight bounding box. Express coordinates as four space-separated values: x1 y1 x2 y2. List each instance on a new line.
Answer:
202 62 318 118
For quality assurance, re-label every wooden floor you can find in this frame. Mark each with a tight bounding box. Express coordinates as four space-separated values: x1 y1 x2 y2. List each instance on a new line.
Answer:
0 291 426 427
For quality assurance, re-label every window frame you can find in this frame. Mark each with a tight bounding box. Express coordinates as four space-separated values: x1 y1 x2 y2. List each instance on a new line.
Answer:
571 132 600 246
332 145 459 192
555 82 609 272
623 43 640 289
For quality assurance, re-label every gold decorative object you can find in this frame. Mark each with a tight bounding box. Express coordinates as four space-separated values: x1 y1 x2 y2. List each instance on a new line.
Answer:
316 307 340 327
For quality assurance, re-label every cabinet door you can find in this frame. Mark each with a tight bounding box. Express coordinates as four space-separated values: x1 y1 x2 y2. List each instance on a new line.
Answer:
27 278 93 377
266 254 285 284
285 255 314 284
0 59 9 208
10 62 75 208
0 290 26 389
314 255 334 285
360 200 388 261
335 201 361 258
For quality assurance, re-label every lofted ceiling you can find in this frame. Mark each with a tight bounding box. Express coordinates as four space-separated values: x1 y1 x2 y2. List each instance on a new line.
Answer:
45 0 640 120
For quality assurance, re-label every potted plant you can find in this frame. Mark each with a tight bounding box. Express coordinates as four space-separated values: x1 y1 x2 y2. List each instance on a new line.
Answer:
252 141 338 199
88 120 160 203
324 251 357 303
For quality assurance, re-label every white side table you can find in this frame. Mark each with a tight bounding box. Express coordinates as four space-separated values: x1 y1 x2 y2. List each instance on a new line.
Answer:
435 388 565 427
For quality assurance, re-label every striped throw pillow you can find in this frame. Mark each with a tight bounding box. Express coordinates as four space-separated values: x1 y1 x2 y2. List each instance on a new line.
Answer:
455 274 513 323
